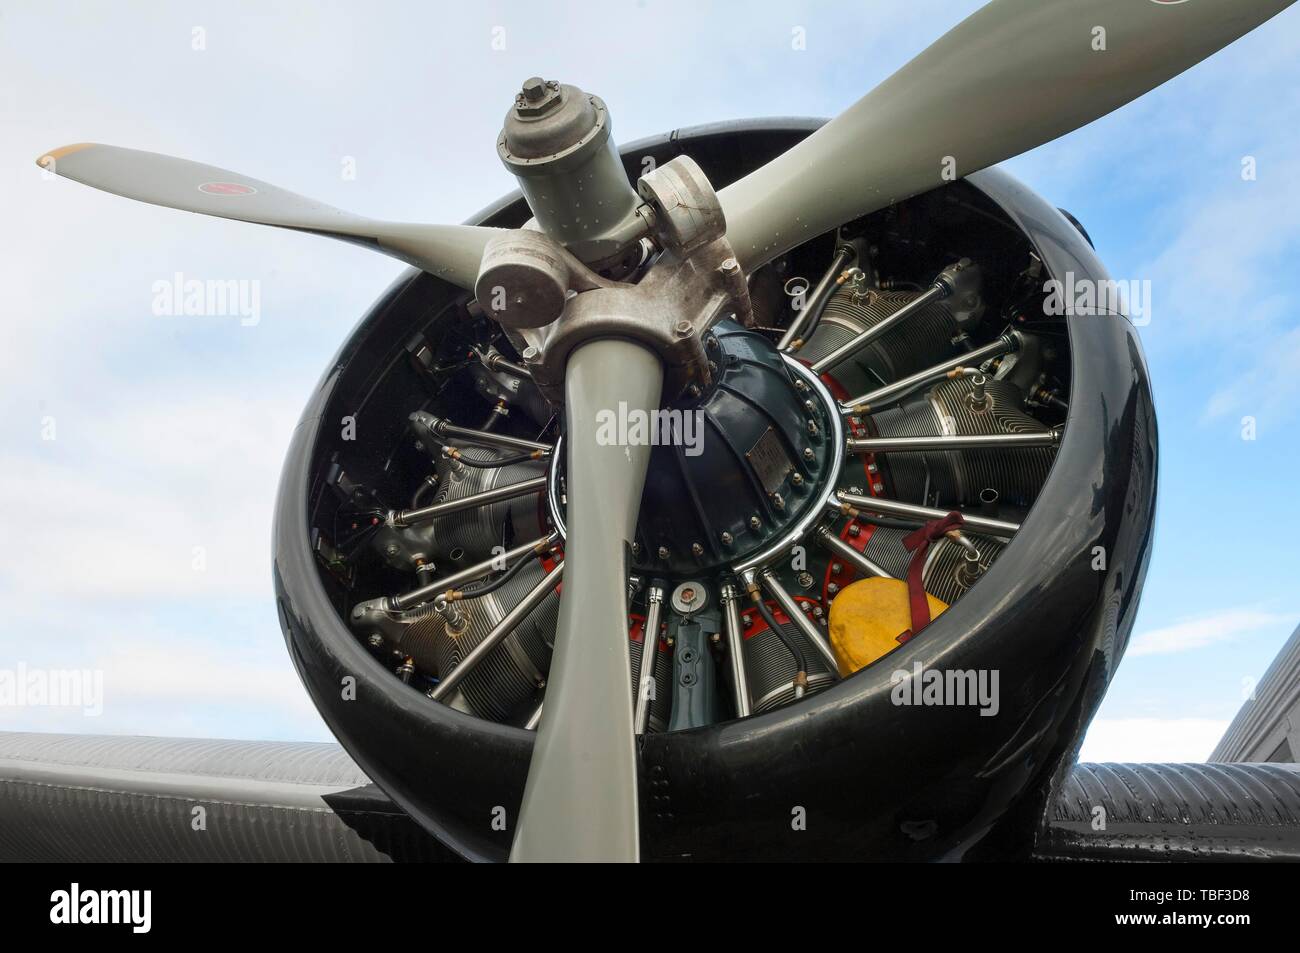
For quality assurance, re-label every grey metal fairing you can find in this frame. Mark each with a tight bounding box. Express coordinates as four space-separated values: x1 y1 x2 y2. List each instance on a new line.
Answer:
273 121 1156 861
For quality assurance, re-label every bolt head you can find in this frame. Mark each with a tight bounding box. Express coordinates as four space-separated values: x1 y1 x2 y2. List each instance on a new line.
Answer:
521 77 547 102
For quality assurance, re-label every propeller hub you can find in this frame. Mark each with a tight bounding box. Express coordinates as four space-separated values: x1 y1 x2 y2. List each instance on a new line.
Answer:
498 79 645 267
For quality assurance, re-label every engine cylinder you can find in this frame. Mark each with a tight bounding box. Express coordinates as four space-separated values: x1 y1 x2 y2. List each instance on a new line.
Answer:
868 376 1054 509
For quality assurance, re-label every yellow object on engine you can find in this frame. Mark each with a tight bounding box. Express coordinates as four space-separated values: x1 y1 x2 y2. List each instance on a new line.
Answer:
828 577 948 675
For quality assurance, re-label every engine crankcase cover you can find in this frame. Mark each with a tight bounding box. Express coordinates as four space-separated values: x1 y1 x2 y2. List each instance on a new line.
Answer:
549 320 837 579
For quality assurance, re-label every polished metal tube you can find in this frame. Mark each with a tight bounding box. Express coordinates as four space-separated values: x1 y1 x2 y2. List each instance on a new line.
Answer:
720 583 752 717
633 584 665 734
846 430 1060 454
813 525 893 579
754 568 840 676
524 702 544 730
810 283 945 374
482 351 532 380
841 332 1018 413
429 561 564 701
779 245 854 351
431 416 551 453
835 492 1020 537
391 533 556 611
394 475 547 527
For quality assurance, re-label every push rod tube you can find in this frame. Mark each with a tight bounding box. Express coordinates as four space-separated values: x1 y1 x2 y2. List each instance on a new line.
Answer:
841 332 1019 413
420 414 552 454
834 492 1020 537
429 561 564 701
810 257 973 373
846 430 1060 454
779 245 855 351
752 568 840 676
524 702 544 730
810 283 944 374
392 533 557 611
720 582 753 717
480 350 533 380
813 525 893 579
633 584 665 734
393 475 547 527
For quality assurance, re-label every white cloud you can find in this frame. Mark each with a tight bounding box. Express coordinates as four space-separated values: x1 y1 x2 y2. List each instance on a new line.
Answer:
0 387 301 601
1080 718 1229 764
1127 607 1292 658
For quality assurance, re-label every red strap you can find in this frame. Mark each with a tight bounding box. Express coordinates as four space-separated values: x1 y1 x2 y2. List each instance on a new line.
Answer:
901 512 965 636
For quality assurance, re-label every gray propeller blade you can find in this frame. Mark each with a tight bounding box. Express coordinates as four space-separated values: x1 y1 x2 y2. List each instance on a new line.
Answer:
36 143 500 289
510 339 663 863
720 0 1295 271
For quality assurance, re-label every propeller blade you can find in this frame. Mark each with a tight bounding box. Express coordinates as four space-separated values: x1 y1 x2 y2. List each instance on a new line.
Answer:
510 338 663 863
720 0 1295 270
36 143 499 289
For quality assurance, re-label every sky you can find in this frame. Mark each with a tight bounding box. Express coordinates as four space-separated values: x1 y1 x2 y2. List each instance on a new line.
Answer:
1 0 1297 762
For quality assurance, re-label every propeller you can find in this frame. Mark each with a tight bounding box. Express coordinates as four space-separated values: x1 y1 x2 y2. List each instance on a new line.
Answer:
35 143 500 289
719 0 1295 271
510 339 663 862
